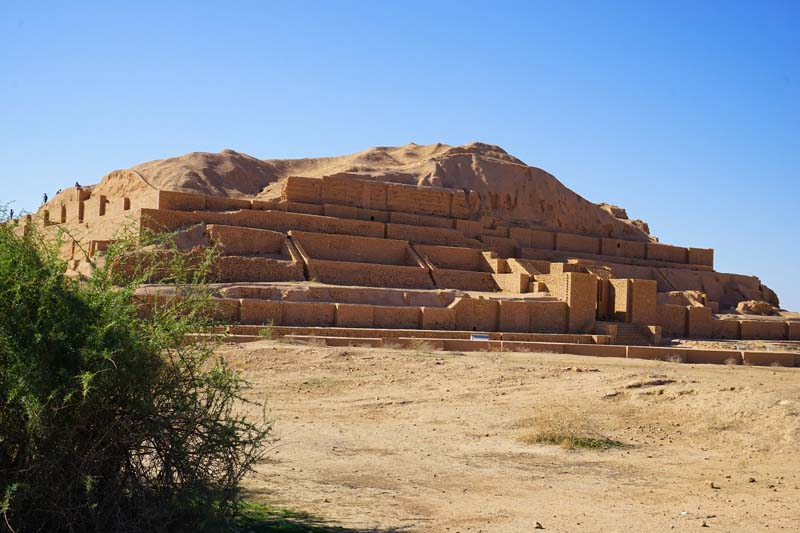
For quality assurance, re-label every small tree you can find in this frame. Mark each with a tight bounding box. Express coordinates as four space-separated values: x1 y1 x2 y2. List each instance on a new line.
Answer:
0 212 271 532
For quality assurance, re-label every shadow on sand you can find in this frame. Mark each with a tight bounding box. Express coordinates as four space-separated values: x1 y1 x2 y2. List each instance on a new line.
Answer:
238 501 412 533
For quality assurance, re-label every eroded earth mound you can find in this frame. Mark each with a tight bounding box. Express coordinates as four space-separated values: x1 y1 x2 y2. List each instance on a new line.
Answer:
117 143 651 240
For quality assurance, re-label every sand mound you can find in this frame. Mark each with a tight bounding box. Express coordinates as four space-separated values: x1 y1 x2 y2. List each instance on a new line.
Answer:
89 142 652 240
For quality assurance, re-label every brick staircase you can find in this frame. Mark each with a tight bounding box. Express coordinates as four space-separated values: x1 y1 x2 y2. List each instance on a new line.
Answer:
611 323 657 346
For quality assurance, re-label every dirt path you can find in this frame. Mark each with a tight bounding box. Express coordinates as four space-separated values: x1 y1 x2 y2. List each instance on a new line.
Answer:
224 341 800 532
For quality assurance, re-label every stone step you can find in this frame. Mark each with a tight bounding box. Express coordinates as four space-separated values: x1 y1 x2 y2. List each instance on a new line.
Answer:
194 332 800 367
210 325 611 345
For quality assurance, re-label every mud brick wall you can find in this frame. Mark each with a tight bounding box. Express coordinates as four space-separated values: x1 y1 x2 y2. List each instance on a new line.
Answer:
493 273 530 293
451 190 480 219
386 182 452 217
608 279 631 322
498 301 531 332
373 306 421 329
318 174 391 211
656 304 688 337
646 243 688 264
206 196 252 211
387 224 480 247
321 174 369 207
335 303 375 328
563 272 598 333
421 307 456 329
687 247 714 267
141 208 386 238
389 211 455 229
284 202 325 215
306 259 433 289
414 245 487 271
742 351 795 367
528 301 569 333
739 320 787 340
711 319 739 339
81 195 110 223
480 236 517 258
282 176 322 204
213 256 304 283
456 219 484 238
239 299 283 325
262 211 384 237
207 225 286 255
283 302 337 327
686 306 712 338
555 233 601 255
291 231 415 265
452 298 499 331
629 279 657 325
431 270 498 291
600 238 646 259
157 190 208 211
207 298 241 322
323 204 388 222
509 228 556 250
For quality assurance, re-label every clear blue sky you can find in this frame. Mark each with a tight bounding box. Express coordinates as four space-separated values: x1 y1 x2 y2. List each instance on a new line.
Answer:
2 1 798 309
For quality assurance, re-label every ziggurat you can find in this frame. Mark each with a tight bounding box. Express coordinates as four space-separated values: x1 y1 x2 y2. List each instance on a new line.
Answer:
22 143 800 366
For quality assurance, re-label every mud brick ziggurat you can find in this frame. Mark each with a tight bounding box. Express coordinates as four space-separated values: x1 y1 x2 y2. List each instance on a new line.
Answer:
22 142 800 366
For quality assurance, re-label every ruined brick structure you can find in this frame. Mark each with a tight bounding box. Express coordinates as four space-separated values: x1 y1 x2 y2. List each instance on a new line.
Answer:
21 143 799 365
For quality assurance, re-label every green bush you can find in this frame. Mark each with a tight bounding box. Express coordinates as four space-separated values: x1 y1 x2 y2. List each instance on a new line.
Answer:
0 214 271 532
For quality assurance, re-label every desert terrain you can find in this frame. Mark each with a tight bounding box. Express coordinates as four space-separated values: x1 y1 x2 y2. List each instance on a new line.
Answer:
227 340 800 532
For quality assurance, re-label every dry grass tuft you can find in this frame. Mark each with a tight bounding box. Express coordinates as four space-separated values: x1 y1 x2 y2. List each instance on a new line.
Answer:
516 403 623 450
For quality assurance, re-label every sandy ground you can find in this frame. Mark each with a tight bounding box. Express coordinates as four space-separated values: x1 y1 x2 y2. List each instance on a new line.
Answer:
224 340 800 532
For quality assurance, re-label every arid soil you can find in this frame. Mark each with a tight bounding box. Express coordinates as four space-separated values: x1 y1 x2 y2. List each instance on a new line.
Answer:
226 340 800 532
